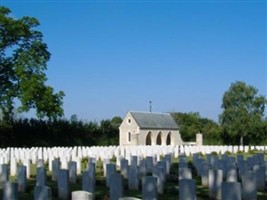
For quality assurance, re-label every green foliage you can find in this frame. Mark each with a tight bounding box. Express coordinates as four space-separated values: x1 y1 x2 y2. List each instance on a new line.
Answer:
110 116 122 129
211 151 218 156
171 112 222 144
0 6 64 122
0 117 120 147
224 151 231 155
247 149 257 154
171 112 201 141
97 119 119 146
219 81 267 145
199 118 222 145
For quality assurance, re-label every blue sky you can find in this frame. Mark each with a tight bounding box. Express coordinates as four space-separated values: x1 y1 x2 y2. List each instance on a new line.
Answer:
2 0 266 122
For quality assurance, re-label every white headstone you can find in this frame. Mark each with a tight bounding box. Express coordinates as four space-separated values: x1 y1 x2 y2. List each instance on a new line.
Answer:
68 161 77 183
216 159 226 178
241 171 257 200
201 162 210 187
179 155 188 169
253 165 265 190
36 167 46 186
17 165 27 192
62 157 69 170
210 156 218 169
0 164 9 188
103 159 110 177
221 182 241 200
36 159 45 168
34 186 52 200
71 191 93 200
179 179 196 200
153 166 164 194
52 159 60 181
163 154 172 174
120 159 129 179
110 173 124 200
130 156 138 167
157 161 167 182
179 167 192 180
128 166 139 190
23 159 31 179
208 169 223 200
106 163 116 187
138 159 147 179
142 176 157 200
3 182 18 200
247 157 254 170
87 162 96 173
10 158 17 176
58 169 70 200
146 157 153 174
226 167 238 182
75 157 81 175
82 171 95 199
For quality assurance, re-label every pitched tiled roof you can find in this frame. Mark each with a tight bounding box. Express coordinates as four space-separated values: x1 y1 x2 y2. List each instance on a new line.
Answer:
130 111 178 130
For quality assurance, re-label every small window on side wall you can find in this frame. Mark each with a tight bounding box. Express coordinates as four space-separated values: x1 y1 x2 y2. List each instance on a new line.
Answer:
128 132 131 142
128 118 131 124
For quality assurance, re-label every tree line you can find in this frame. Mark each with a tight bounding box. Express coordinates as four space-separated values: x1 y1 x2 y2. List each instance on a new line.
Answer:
0 117 121 147
0 103 266 147
1 7 267 147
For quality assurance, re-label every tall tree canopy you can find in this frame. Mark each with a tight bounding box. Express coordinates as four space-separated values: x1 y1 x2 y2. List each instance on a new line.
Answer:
0 7 64 121
219 81 267 145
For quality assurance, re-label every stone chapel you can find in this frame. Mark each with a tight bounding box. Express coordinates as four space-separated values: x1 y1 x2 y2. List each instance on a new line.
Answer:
119 111 185 146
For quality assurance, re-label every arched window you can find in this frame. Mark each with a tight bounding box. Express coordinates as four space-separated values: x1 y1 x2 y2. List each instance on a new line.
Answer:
166 132 171 145
146 132 152 145
156 132 162 145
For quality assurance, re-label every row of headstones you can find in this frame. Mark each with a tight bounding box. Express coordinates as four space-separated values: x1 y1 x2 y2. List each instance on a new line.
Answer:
177 177 248 200
108 152 266 200
2 182 142 200
0 159 239 200
177 153 267 200
0 153 173 200
0 146 266 195
0 145 175 164
3 154 165 181
1 151 267 200
2 145 267 166
1 161 96 200
62 155 170 200
1 146 174 179
180 145 267 156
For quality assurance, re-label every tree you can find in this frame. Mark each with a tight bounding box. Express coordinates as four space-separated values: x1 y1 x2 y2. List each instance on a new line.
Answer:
171 112 201 141
70 114 78 123
0 7 64 122
110 116 122 129
219 81 267 145
98 119 119 145
199 117 222 145
171 112 222 144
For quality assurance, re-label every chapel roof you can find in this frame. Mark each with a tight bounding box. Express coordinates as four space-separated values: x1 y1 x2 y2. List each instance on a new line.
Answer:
129 111 179 130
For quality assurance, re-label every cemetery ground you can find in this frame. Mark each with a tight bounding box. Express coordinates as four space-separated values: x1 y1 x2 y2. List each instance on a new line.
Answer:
0 151 267 199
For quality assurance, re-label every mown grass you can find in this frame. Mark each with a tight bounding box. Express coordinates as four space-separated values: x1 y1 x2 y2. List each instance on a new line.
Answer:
0 153 266 199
